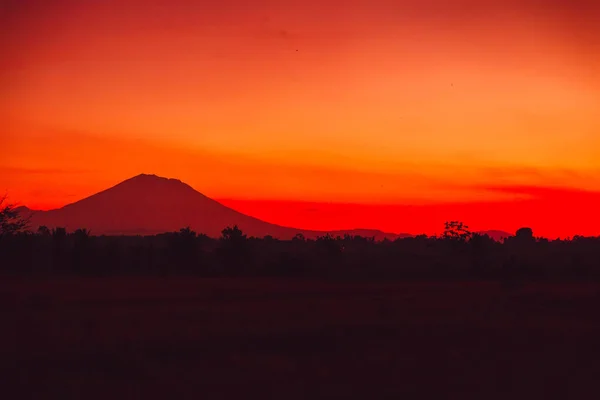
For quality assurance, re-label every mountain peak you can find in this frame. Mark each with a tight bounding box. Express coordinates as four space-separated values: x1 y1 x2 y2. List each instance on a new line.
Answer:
104 173 200 199
127 173 182 184
113 173 194 191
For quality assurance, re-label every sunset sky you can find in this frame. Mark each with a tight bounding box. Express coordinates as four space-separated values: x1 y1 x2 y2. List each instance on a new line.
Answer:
2 0 600 237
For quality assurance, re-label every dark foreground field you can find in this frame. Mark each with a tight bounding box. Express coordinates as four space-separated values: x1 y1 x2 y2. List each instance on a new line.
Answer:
2 277 600 399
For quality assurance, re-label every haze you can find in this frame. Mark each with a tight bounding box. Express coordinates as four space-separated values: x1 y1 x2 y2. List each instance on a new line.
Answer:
2 0 600 238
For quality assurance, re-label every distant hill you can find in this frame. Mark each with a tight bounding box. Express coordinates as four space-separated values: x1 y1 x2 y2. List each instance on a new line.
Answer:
478 230 513 241
21 174 406 240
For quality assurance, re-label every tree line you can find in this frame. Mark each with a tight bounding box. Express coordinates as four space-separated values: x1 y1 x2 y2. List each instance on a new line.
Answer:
1 205 599 281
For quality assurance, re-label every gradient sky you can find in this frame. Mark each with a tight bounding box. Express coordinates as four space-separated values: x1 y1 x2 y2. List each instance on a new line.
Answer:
2 0 600 237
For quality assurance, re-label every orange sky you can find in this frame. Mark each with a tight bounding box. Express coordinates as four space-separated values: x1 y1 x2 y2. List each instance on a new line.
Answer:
1 0 600 237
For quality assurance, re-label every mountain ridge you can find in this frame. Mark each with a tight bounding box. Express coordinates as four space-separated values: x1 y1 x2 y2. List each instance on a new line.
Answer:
22 174 409 240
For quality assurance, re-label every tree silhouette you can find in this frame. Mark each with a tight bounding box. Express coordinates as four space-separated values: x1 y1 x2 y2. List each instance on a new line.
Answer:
178 226 196 239
0 195 29 236
52 227 67 239
443 221 472 241
221 225 247 244
37 225 51 236
292 233 306 242
73 228 91 239
516 227 534 241
316 234 342 259
72 228 91 272
218 225 249 273
168 227 199 272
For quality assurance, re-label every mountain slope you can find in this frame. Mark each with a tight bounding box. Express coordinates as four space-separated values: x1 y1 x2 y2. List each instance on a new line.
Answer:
25 174 403 239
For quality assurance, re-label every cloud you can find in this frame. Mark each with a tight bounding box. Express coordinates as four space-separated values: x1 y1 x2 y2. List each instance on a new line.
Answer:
482 184 600 200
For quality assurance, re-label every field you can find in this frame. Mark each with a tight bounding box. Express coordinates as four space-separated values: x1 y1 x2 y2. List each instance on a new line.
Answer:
2 277 600 399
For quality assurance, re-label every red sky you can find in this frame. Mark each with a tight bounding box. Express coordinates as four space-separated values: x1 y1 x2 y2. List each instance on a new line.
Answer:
1 0 600 238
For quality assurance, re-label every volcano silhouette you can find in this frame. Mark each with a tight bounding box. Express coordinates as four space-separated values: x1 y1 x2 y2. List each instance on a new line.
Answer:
24 174 404 239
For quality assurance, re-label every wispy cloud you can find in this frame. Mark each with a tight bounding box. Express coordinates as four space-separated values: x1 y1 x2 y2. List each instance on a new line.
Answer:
481 184 600 200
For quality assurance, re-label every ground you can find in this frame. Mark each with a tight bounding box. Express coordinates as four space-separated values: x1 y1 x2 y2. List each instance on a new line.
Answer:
2 277 600 399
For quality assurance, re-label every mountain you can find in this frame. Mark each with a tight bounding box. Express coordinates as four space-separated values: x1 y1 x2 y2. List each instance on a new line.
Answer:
23 174 405 239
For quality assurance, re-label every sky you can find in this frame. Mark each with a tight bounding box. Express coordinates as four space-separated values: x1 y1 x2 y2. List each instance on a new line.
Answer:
1 0 600 237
